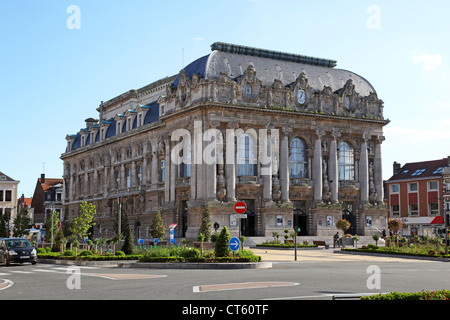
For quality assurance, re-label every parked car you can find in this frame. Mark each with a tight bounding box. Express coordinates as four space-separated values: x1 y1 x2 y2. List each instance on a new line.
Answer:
0 238 37 266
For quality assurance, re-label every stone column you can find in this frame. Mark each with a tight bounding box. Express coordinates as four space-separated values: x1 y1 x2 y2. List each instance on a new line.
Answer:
280 128 291 203
226 125 237 202
330 129 340 203
262 127 273 203
360 132 369 204
313 128 324 203
164 137 171 203
170 140 176 203
375 136 385 204
151 152 158 189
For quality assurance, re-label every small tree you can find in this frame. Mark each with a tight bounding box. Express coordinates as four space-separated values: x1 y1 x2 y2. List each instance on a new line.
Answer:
72 239 80 257
215 226 231 257
336 219 351 236
198 205 212 242
197 233 205 257
121 225 134 255
149 208 166 240
388 219 403 246
372 234 380 246
70 201 96 243
13 208 31 237
353 235 360 249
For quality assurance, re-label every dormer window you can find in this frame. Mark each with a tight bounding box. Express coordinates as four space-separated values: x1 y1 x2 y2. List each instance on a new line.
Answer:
245 84 252 99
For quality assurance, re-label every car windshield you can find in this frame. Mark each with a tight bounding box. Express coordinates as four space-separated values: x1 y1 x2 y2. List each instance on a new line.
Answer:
6 239 32 249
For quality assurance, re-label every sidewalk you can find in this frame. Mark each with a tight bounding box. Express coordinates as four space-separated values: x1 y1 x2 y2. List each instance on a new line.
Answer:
250 247 435 263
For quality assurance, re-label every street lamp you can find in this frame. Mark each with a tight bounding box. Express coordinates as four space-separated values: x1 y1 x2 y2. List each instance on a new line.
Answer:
293 208 306 261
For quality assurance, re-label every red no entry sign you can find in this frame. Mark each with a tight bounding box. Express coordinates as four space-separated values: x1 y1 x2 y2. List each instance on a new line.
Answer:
234 201 247 214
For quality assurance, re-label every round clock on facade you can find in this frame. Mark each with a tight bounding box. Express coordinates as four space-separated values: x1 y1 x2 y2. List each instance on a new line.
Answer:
297 89 306 105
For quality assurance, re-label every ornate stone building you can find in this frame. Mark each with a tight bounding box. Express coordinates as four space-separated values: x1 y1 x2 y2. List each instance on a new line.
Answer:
61 42 389 241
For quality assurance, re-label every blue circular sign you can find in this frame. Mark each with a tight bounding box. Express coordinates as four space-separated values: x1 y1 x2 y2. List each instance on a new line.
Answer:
228 237 240 252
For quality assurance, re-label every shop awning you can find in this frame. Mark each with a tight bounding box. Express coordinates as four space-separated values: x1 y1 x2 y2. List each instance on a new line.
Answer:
403 216 443 225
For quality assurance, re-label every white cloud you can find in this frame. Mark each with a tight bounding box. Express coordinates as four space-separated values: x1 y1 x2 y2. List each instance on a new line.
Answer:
412 52 442 71
192 37 205 42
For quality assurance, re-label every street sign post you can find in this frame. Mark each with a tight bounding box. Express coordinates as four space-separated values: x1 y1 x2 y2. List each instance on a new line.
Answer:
234 202 247 240
234 202 247 214
229 237 240 253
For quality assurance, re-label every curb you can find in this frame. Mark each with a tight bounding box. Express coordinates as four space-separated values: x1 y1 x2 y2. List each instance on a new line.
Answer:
37 258 272 269
37 258 137 267
118 262 273 269
335 250 450 262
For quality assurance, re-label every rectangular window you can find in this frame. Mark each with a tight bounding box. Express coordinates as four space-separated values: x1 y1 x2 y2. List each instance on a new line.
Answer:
390 184 399 193
126 168 131 188
5 190 11 202
391 204 400 217
409 203 419 216
429 203 439 216
0 191 3 201
160 160 165 182
428 180 438 190
409 183 418 192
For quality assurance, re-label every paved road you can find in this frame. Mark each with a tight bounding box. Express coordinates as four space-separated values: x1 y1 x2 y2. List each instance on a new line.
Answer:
1 249 449 304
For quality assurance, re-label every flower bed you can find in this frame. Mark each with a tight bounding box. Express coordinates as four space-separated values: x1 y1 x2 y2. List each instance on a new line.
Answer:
341 243 450 259
38 246 261 263
256 242 317 248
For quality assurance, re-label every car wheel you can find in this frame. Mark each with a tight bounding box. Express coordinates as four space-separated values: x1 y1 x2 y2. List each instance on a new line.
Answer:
31 261 36 265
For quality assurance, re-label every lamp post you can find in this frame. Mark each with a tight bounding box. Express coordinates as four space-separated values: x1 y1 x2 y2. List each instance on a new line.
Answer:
293 208 306 261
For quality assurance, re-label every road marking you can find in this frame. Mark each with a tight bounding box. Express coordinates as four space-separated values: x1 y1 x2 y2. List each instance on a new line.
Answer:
83 273 168 280
9 270 33 274
0 279 14 291
193 281 299 293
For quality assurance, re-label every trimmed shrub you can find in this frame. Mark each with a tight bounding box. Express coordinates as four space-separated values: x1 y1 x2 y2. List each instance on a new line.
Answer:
78 250 93 257
62 250 75 257
215 226 231 257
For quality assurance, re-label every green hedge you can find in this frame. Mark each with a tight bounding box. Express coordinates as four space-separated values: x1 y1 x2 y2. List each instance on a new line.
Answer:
256 243 317 248
139 256 261 263
38 253 142 261
341 247 450 259
362 290 450 300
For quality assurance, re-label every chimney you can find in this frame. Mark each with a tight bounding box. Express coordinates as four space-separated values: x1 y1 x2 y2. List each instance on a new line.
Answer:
41 173 45 184
393 162 401 175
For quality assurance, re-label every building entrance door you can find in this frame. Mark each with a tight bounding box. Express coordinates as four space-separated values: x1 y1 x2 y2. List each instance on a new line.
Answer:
240 199 256 237
342 202 356 235
181 201 188 238
293 201 308 236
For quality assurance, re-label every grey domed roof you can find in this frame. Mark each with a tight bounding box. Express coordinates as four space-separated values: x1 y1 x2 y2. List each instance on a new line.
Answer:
174 42 377 97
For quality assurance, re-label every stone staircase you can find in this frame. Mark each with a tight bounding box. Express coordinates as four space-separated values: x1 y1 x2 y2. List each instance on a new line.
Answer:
244 236 385 248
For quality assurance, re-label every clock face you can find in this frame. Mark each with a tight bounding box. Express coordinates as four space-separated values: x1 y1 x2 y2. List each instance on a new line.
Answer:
297 90 306 105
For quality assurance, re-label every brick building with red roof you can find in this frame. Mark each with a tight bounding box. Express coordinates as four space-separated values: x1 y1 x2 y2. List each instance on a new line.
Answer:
386 157 450 237
30 174 63 227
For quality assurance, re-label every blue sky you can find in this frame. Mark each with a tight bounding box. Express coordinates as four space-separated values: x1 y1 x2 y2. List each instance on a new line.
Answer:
1 0 449 197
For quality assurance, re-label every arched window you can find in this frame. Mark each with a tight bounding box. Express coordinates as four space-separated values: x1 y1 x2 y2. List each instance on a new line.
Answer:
237 134 257 176
290 137 307 179
245 84 252 99
338 141 354 181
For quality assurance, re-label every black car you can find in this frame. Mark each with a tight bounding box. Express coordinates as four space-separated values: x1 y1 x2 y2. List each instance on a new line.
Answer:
0 238 37 266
